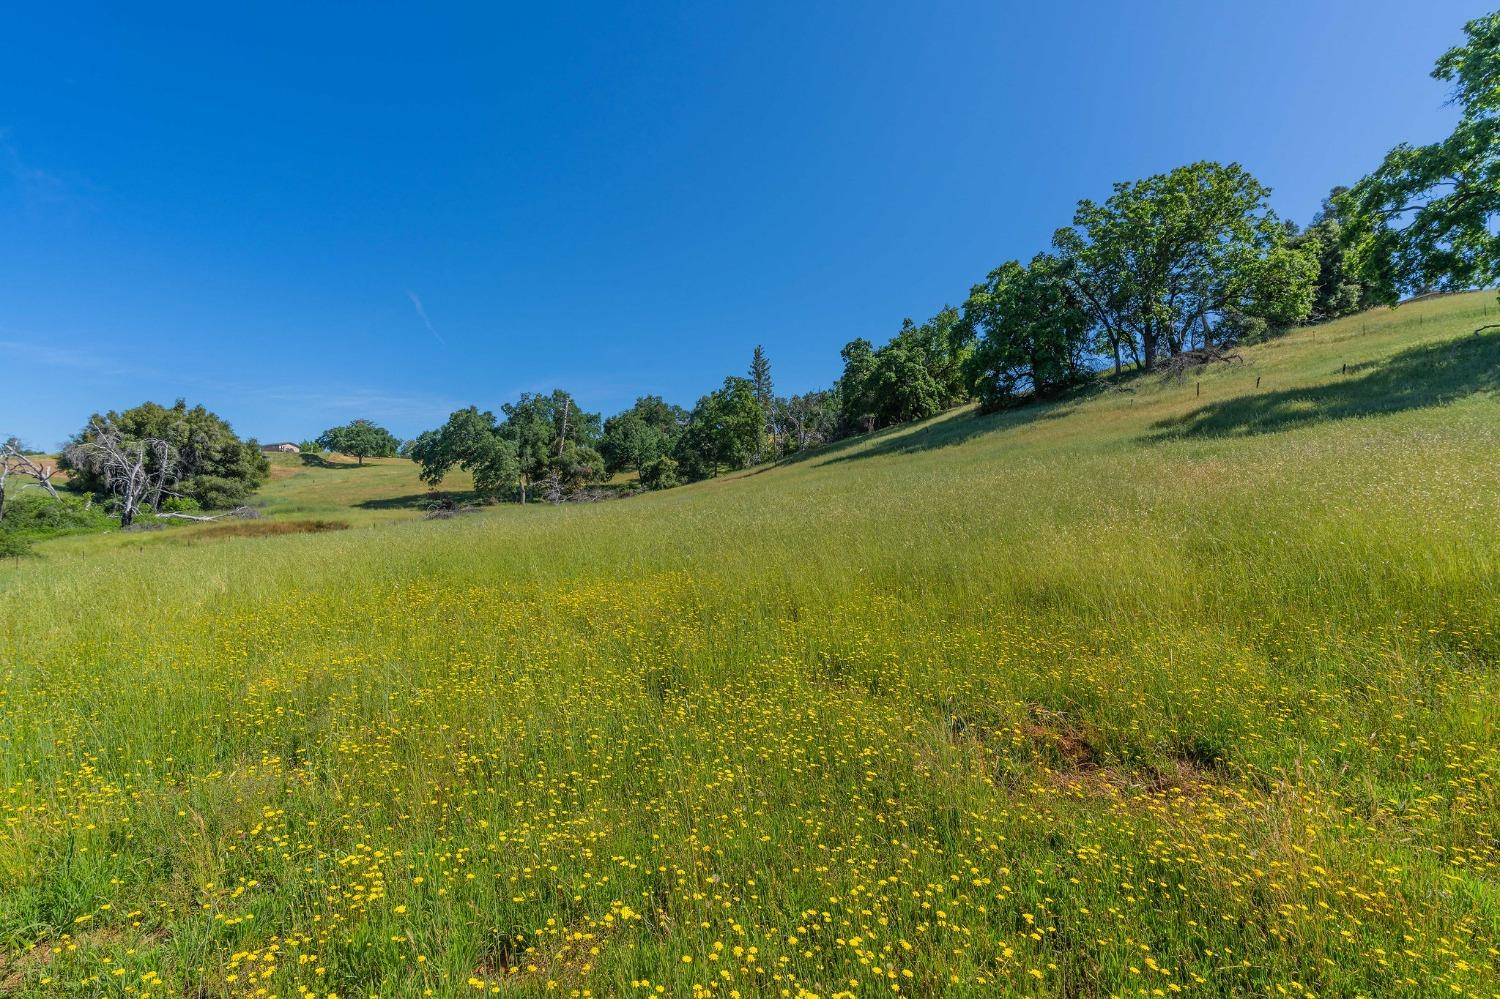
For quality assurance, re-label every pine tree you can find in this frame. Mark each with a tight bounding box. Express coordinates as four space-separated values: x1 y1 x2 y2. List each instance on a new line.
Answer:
748 345 778 461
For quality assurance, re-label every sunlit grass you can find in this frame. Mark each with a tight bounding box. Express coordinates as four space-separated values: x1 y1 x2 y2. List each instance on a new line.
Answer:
2 293 1498 997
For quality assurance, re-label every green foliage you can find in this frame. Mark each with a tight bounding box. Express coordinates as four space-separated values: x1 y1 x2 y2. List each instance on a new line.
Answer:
749 345 777 461
837 308 972 433
774 390 840 453
836 338 878 432
0 491 111 539
59 399 268 509
315 419 402 466
1286 188 1384 323
0 531 34 560
1342 11 1500 299
676 377 764 479
2 296 1497 997
191 476 252 511
637 454 680 491
544 441 608 500
867 337 946 425
1053 161 1319 371
498 390 605 501
159 495 202 513
903 306 974 405
962 254 1094 410
298 440 322 454
414 391 604 502
600 396 687 475
407 408 521 501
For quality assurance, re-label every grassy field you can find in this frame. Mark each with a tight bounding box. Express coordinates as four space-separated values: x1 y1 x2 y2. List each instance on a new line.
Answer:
2 292 1498 998
26 454 477 557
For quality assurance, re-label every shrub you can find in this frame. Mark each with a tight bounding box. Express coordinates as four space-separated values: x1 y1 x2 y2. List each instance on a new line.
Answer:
0 492 111 537
191 476 252 511
0 531 35 560
160 495 202 513
639 454 680 491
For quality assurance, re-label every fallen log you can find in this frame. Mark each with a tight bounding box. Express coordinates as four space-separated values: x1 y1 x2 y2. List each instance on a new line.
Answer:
154 505 261 523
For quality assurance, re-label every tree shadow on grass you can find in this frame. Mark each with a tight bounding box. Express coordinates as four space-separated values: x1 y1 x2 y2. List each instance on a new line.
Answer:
1148 332 1500 441
356 490 479 510
298 453 371 470
808 395 1083 468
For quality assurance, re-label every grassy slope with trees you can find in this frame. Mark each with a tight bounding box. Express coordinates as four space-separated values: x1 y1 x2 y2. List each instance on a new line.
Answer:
1 292 1497 997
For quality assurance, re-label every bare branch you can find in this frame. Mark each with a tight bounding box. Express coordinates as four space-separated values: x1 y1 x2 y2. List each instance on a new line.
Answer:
1 438 62 522
63 421 182 528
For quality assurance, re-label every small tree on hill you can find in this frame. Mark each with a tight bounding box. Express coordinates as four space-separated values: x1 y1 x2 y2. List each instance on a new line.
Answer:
835 309 972 433
316 419 402 465
638 454 680 490
867 336 946 425
836 338 878 433
412 391 605 503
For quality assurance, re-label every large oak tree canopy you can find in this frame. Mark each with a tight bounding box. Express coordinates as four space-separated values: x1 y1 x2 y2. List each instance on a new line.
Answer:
1051 161 1319 374
1341 11 1500 300
60 399 268 510
962 254 1094 411
409 390 605 503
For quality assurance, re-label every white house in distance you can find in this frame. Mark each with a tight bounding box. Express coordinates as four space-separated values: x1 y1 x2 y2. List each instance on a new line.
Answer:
261 442 300 454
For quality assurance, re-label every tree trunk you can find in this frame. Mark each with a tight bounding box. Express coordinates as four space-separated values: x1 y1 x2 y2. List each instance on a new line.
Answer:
357 454 363 466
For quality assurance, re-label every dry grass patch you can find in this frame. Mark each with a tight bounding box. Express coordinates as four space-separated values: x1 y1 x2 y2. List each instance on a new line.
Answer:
187 519 349 541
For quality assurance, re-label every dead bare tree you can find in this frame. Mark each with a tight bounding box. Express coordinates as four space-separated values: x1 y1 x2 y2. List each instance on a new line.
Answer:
0 438 62 522
63 422 180 528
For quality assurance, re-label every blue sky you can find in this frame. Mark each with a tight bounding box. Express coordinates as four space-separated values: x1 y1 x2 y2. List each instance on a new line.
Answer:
1 1 1490 446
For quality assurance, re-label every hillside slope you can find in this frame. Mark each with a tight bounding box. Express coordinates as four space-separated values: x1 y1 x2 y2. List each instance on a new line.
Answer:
1 292 1498 998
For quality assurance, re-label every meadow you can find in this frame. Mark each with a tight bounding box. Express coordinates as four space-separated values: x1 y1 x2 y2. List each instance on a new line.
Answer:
2 292 1498 998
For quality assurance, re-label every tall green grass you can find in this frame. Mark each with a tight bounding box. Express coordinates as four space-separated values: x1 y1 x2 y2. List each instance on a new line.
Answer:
2 293 1498 998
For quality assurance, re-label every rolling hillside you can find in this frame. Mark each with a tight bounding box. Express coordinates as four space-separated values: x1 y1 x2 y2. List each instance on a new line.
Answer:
2 292 1498 998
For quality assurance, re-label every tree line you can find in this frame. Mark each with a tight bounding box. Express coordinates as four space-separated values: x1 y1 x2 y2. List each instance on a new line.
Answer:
6 9 1496 524
407 9 1499 501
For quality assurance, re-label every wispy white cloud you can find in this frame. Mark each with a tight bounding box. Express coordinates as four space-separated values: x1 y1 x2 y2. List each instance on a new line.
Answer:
252 383 462 423
405 290 446 345
0 337 159 379
0 332 460 437
0 129 83 213
2 332 633 427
